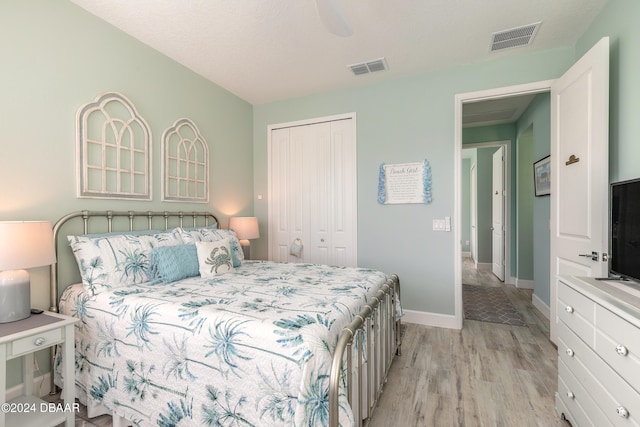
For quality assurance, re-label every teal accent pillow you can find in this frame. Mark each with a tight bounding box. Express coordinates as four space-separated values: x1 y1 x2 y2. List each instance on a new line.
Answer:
149 244 200 284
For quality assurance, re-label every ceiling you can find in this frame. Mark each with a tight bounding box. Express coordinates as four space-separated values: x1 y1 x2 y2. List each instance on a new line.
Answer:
69 0 608 105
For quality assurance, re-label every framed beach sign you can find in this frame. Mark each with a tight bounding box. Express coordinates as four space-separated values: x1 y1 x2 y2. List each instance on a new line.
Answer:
533 155 551 196
378 160 432 204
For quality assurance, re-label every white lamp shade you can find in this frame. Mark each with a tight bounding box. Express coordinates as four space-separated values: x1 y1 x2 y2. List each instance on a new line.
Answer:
229 217 260 240
0 221 56 270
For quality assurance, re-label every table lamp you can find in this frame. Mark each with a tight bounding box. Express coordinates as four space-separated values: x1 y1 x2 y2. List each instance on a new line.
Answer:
229 217 259 260
0 221 56 323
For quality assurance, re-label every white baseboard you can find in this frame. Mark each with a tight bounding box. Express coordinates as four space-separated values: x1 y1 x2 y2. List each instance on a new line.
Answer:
516 278 535 289
402 309 460 329
477 262 492 272
6 373 53 400
532 293 550 320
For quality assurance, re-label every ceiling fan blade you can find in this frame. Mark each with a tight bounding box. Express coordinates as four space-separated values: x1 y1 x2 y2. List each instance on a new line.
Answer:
315 0 353 37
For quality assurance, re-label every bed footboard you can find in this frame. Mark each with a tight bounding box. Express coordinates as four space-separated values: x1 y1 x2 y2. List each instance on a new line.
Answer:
329 274 401 427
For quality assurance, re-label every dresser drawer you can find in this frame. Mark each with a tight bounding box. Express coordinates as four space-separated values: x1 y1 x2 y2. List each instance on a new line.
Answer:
557 359 605 427
9 327 62 357
596 305 640 394
559 322 640 426
558 281 596 345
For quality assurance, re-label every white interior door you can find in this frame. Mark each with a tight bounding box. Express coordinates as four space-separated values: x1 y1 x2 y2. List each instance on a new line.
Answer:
492 146 505 281
550 37 609 343
470 164 478 265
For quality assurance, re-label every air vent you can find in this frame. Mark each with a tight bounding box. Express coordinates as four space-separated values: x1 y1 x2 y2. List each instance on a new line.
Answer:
348 58 388 76
490 22 541 52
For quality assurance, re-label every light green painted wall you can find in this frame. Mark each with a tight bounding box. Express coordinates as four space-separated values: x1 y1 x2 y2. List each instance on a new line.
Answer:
461 159 471 252
1 0 253 388
516 93 551 305
253 47 574 315
575 0 640 184
516 127 534 281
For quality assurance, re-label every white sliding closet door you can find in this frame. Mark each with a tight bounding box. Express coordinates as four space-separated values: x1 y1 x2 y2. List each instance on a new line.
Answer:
268 115 357 266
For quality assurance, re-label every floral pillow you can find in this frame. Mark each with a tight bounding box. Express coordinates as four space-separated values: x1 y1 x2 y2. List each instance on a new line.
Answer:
68 228 183 295
178 227 243 267
195 239 235 277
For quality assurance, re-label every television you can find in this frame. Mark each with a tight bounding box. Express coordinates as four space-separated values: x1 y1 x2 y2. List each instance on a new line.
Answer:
610 178 640 282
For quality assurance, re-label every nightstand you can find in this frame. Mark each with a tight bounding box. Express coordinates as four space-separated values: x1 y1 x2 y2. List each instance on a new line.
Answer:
0 311 77 427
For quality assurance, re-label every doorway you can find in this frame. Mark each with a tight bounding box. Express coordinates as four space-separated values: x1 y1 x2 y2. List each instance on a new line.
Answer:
453 80 554 330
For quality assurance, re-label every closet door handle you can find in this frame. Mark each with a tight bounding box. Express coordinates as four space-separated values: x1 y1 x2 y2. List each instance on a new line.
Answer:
565 305 574 314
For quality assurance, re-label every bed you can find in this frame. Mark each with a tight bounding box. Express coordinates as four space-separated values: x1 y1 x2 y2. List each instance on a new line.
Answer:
50 210 401 427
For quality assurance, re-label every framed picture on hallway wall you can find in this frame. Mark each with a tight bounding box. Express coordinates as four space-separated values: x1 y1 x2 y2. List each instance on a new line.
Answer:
533 155 551 196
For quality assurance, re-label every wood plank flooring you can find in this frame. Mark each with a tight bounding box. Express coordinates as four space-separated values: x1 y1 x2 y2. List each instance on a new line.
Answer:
52 256 564 426
368 256 565 427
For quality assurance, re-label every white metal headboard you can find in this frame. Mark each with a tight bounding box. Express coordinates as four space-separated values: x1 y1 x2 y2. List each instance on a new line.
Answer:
49 210 219 313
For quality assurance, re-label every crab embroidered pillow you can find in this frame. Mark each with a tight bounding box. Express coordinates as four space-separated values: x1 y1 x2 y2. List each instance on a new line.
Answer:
196 238 235 277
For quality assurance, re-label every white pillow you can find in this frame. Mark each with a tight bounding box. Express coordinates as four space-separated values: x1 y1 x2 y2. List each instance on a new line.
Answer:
179 227 244 265
196 239 235 277
67 228 184 295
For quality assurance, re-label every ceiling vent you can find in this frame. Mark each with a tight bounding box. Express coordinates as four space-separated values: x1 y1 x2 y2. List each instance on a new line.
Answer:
490 22 541 52
348 58 388 76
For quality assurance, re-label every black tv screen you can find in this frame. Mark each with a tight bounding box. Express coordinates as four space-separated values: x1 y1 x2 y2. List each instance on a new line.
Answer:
611 178 640 282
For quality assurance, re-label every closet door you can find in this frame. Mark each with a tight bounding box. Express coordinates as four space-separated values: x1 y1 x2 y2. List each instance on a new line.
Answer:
268 115 356 266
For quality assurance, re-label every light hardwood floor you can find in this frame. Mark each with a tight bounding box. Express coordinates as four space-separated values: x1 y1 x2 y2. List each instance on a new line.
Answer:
53 256 564 426
368 256 565 427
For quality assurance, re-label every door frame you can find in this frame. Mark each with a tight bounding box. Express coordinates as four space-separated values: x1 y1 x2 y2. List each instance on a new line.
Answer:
453 80 554 330
463 141 510 279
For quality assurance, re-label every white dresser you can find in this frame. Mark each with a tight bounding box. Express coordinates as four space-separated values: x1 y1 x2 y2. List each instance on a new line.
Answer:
556 276 640 426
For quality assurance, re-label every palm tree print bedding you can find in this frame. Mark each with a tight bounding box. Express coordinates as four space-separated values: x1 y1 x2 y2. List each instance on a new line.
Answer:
55 260 388 426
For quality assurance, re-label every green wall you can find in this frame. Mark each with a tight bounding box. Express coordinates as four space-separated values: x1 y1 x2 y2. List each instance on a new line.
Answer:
253 48 574 316
575 0 640 184
516 93 551 305
516 126 534 282
1 0 253 389
461 158 471 253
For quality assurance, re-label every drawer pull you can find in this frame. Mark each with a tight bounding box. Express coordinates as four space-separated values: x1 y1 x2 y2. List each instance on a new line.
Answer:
615 345 629 356
617 406 629 418
567 391 575 399
566 348 574 357
33 337 46 346
565 305 574 314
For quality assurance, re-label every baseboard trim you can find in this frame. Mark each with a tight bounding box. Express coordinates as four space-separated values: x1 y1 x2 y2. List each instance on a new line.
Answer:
532 293 550 320
5 373 52 400
477 262 492 272
516 279 535 289
402 309 460 329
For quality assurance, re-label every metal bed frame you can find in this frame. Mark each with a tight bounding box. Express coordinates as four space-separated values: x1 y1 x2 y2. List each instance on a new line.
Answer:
49 210 401 427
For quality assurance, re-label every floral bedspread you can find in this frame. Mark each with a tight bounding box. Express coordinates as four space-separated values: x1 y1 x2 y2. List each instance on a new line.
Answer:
55 260 388 426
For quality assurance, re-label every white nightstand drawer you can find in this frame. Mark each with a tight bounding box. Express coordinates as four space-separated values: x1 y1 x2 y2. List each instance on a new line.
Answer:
10 328 62 357
558 281 596 345
596 305 640 393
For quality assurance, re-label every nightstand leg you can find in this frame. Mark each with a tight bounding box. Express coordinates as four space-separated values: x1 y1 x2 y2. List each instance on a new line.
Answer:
62 324 75 426
23 353 34 397
1 343 6 427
